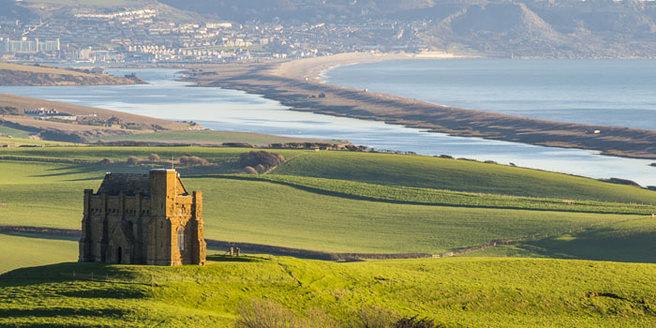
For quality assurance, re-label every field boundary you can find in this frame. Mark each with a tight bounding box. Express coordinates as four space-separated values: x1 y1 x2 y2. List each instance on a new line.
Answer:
0 225 516 261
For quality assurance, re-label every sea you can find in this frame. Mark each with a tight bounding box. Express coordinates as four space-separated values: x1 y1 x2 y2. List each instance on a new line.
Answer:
327 59 656 130
0 61 654 186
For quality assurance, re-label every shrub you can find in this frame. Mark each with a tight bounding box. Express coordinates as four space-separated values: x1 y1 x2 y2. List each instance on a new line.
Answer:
244 166 258 175
394 316 443 328
148 153 160 162
305 309 338 328
179 156 210 166
602 178 641 187
126 156 140 165
352 305 397 328
98 158 112 165
239 151 285 170
235 299 304 328
255 164 266 173
223 142 254 148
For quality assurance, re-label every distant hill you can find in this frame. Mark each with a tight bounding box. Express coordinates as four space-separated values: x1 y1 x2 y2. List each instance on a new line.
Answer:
158 0 656 57
12 0 198 22
4 0 656 57
0 0 37 20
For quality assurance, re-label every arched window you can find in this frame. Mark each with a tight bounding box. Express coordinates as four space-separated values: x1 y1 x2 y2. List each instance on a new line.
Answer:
177 227 185 252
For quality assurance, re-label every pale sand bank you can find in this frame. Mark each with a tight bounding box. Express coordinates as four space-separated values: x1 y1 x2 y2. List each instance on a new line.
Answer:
269 51 468 83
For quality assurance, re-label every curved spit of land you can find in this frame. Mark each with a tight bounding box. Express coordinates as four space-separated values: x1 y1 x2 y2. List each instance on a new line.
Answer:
189 53 656 160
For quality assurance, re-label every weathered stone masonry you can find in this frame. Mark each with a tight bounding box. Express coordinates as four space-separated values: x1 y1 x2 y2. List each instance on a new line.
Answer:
79 169 206 266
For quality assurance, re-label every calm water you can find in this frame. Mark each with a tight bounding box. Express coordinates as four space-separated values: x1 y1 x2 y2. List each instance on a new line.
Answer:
0 68 654 186
327 59 656 130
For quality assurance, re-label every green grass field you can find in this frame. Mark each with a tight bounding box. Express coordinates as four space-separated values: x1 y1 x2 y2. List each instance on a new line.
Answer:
2 146 655 203
0 233 77 273
1 145 656 327
0 159 654 257
274 150 656 203
0 123 77 147
0 124 33 139
1 146 655 260
1 256 655 327
245 174 656 214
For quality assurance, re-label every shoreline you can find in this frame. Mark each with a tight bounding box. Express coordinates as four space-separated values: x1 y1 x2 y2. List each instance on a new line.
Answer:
188 53 656 161
268 51 466 84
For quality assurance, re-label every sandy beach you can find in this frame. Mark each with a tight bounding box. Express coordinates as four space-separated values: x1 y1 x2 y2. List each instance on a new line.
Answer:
269 51 465 83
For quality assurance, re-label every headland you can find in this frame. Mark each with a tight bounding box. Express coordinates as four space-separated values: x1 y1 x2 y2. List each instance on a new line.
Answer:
0 62 144 86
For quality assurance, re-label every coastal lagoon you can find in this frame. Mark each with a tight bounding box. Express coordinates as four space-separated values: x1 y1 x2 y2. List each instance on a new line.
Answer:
327 59 656 131
1 69 654 186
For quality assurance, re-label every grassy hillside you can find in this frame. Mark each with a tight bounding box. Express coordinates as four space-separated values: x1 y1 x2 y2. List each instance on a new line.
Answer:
1 257 655 327
273 151 656 203
1 145 655 327
0 124 32 139
0 233 77 273
2 146 655 203
1 152 655 261
248 174 656 215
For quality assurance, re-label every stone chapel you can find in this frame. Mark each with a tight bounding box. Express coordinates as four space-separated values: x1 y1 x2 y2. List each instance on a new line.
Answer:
79 169 206 266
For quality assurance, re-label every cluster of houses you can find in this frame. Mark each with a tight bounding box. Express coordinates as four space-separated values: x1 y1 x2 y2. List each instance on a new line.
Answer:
24 108 116 126
24 107 79 121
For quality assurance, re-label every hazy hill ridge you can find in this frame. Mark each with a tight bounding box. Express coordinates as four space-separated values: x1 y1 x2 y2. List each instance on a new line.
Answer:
3 0 656 57
158 0 656 57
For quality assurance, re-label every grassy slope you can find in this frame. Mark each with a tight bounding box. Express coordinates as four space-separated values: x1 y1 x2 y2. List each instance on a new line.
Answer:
0 124 77 146
1 146 655 327
248 174 656 214
0 233 78 273
0 136 75 147
0 125 32 139
1 159 655 261
274 151 656 203
2 146 655 203
1 257 655 327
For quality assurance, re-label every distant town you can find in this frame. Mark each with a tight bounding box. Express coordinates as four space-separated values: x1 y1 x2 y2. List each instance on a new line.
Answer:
0 6 426 65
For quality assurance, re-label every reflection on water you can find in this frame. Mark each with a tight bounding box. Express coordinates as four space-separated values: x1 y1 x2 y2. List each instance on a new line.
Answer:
0 69 654 186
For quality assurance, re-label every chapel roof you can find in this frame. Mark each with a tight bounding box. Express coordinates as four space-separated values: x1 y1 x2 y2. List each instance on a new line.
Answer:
97 173 150 196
